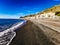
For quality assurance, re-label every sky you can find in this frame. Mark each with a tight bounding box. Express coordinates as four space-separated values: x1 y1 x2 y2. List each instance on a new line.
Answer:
0 0 60 19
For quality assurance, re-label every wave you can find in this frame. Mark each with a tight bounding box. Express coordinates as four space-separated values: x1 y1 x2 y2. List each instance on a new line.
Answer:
0 20 26 45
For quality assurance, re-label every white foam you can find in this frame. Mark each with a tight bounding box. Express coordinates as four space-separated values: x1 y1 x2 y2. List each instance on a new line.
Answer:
6 32 16 45
0 20 26 45
0 21 25 36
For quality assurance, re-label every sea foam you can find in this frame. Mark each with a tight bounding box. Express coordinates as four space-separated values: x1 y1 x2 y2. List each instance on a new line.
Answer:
0 20 26 45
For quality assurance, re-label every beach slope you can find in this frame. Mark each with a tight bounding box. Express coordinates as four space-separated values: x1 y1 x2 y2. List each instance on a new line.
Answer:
10 20 54 45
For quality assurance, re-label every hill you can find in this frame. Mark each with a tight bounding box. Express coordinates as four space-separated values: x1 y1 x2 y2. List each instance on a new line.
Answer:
20 4 60 18
38 4 60 14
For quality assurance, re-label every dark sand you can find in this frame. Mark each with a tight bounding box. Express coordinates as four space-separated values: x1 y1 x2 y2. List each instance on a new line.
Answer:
10 20 54 45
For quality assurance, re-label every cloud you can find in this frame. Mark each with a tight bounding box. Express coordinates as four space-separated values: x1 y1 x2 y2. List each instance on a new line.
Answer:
0 14 18 19
16 13 25 16
0 13 26 19
16 13 27 17
35 12 39 14
27 10 32 13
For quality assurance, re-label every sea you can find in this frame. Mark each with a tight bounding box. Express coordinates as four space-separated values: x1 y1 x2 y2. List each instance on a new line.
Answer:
0 19 24 32
0 19 25 45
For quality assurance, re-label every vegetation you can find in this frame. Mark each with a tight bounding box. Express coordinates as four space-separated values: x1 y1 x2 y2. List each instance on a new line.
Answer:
23 14 36 18
38 4 60 14
20 16 24 18
21 4 60 18
28 14 36 17
55 11 60 16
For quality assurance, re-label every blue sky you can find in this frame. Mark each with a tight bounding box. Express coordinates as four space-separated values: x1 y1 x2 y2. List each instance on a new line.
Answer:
0 0 60 19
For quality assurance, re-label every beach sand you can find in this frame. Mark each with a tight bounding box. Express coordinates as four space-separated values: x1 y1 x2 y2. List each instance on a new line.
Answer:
10 20 54 45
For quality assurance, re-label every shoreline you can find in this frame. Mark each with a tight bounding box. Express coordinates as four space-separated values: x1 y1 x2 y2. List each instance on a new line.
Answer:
10 20 54 45
0 20 26 45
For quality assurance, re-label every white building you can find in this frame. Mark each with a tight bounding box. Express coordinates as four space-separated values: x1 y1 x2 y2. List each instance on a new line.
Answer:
25 12 60 20
30 16 35 19
40 12 56 19
35 15 39 19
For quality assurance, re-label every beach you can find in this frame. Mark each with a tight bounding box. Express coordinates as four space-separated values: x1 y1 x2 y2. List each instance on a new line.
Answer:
10 20 54 45
0 0 60 45
30 19 60 45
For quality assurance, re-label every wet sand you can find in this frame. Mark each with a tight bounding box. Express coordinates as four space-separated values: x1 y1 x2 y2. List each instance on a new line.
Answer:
10 20 54 45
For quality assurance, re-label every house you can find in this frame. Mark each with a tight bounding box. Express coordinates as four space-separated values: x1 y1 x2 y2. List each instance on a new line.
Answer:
40 12 56 19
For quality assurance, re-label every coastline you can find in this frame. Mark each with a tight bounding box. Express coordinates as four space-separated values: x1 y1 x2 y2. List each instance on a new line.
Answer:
10 20 54 45
0 20 26 45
